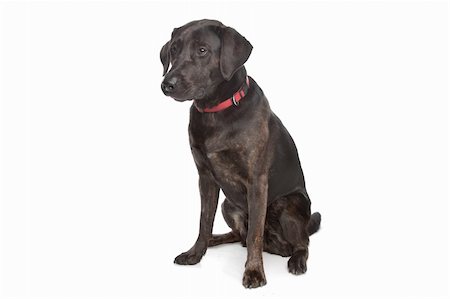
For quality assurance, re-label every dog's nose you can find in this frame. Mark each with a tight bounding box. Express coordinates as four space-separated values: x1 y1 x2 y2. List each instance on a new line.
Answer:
161 77 178 94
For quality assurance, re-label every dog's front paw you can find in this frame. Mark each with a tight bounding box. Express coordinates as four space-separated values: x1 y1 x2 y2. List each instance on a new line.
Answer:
174 251 203 265
242 268 267 288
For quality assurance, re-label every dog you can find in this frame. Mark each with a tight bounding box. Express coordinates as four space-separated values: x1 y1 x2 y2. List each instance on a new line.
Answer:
160 19 321 288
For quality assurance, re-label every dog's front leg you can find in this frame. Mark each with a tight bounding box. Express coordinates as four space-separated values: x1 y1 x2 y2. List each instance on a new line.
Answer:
242 175 268 288
174 171 219 265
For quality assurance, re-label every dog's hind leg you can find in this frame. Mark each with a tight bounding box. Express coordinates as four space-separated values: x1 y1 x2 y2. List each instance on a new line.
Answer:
207 198 247 247
279 192 313 275
263 200 294 257
208 231 240 247
216 198 248 246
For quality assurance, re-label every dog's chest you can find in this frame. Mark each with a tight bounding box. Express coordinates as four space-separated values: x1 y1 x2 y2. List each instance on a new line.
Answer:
207 148 246 180
191 132 254 194
207 142 250 187
189 109 269 196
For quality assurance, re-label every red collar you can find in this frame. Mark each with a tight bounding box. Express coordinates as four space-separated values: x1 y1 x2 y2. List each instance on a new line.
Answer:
195 76 250 113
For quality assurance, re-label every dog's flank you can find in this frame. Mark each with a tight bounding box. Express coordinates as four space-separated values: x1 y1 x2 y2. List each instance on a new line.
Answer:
161 19 321 288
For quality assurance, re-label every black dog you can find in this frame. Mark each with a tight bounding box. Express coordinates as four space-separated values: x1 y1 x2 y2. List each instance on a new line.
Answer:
160 19 321 288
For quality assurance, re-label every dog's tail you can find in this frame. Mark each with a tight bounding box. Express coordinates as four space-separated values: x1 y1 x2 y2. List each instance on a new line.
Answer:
307 212 322 236
208 231 240 247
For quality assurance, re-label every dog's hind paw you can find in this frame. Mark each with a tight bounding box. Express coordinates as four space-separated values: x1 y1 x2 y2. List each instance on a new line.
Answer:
287 251 307 275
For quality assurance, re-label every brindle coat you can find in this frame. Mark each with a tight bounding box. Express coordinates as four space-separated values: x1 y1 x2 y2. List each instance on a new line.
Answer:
160 19 321 288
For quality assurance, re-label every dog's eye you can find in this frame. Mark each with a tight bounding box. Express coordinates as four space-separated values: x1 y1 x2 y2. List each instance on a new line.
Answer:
198 47 208 56
170 46 177 54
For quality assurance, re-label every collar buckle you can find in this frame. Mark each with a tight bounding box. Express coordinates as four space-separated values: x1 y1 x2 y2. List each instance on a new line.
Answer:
232 95 239 106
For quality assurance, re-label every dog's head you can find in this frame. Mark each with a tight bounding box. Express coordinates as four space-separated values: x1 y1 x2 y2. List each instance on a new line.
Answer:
160 19 253 102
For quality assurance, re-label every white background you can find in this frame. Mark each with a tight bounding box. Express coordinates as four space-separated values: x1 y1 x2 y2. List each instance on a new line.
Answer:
0 1 448 298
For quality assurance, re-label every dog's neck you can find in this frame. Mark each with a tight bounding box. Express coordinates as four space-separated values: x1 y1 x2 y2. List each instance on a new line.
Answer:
193 67 247 111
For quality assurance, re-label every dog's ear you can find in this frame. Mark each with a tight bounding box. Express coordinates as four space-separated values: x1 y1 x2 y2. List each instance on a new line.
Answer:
160 41 170 76
220 26 253 81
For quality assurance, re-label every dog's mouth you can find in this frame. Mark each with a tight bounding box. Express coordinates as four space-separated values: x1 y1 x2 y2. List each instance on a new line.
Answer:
173 98 192 102
168 89 206 102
